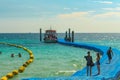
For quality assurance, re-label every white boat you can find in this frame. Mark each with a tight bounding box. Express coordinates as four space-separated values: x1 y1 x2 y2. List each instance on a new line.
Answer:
44 30 57 43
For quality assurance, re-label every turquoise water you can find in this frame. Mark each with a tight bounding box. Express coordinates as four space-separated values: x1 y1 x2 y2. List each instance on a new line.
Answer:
0 33 120 80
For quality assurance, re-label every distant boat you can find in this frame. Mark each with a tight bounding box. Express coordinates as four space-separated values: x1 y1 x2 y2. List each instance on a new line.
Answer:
44 30 57 43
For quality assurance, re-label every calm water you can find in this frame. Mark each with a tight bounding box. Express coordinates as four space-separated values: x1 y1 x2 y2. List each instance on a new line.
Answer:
0 33 120 80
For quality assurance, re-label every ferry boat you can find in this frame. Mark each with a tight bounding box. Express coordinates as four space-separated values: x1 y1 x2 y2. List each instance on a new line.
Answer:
44 30 57 43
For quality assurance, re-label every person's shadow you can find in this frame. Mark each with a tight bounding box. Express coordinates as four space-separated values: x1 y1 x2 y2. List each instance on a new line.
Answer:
106 62 110 64
93 74 100 76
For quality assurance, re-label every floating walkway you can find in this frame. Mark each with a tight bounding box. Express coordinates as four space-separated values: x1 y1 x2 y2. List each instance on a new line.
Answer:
22 39 120 80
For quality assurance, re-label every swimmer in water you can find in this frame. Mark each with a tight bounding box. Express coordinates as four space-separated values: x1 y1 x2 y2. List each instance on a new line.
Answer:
11 53 14 57
18 53 22 57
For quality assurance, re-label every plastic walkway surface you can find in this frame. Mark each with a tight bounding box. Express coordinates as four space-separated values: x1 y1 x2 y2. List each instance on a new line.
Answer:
22 39 120 80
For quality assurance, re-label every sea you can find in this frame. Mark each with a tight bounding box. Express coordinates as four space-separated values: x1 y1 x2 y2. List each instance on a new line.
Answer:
0 33 120 80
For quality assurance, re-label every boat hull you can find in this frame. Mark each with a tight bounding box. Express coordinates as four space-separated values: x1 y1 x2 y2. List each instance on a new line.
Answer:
44 39 57 43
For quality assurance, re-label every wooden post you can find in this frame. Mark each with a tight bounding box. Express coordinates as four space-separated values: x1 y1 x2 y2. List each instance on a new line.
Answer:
65 31 67 38
69 28 70 39
68 28 71 42
40 28 42 41
72 31 74 42
64 31 68 41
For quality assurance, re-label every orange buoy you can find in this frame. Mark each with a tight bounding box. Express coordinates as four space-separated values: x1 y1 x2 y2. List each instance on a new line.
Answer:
23 63 28 67
18 66 25 73
28 50 33 55
17 45 23 48
6 73 14 78
12 70 18 75
1 76 8 80
25 60 30 65
23 47 27 51
28 59 33 63
30 55 34 59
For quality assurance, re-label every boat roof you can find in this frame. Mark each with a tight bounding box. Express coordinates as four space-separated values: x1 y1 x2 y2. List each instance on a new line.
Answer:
46 30 56 32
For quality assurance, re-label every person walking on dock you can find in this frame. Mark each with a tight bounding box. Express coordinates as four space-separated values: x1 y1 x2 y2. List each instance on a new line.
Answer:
107 47 114 64
96 52 100 75
84 51 94 76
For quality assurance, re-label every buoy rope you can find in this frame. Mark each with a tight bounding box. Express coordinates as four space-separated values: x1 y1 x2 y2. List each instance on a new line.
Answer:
0 42 34 80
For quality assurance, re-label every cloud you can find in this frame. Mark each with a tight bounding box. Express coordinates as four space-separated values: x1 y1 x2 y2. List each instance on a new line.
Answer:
118 3 120 6
100 1 113 4
102 8 113 10
1 12 120 33
63 8 79 10
63 8 71 10
94 12 120 18
73 8 78 10
94 1 113 4
57 11 96 19
58 12 89 18
87 11 96 13
102 7 120 11
58 11 120 19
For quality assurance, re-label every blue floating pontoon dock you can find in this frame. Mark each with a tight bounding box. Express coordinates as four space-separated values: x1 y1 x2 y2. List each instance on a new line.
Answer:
22 39 120 80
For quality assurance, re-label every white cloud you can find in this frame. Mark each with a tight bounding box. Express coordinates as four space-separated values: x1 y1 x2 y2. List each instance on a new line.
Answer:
102 8 113 10
94 12 120 18
63 8 79 10
100 1 113 4
94 1 113 4
87 11 96 13
1 12 120 33
58 12 89 18
58 11 120 19
112 7 120 10
102 7 120 11
117 3 120 6
58 11 96 19
63 8 71 10
73 8 78 10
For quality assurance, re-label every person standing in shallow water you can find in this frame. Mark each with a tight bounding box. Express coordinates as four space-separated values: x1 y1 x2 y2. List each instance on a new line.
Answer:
0 51 2 54
18 53 22 57
96 52 100 75
107 47 114 64
84 51 93 76
11 53 14 57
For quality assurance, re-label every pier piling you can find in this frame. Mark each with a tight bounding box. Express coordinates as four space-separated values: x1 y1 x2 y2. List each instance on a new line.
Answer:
64 31 68 40
72 31 74 42
40 28 42 41
68 28 71 42
65 31 67 38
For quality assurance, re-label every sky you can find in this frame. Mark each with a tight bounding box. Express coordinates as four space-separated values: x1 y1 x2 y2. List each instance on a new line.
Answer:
0 0 120 33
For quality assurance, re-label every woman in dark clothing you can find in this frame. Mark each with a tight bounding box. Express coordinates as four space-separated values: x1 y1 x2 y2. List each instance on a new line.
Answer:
96 52 100 75
84 51 93 76
107 47 113 64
